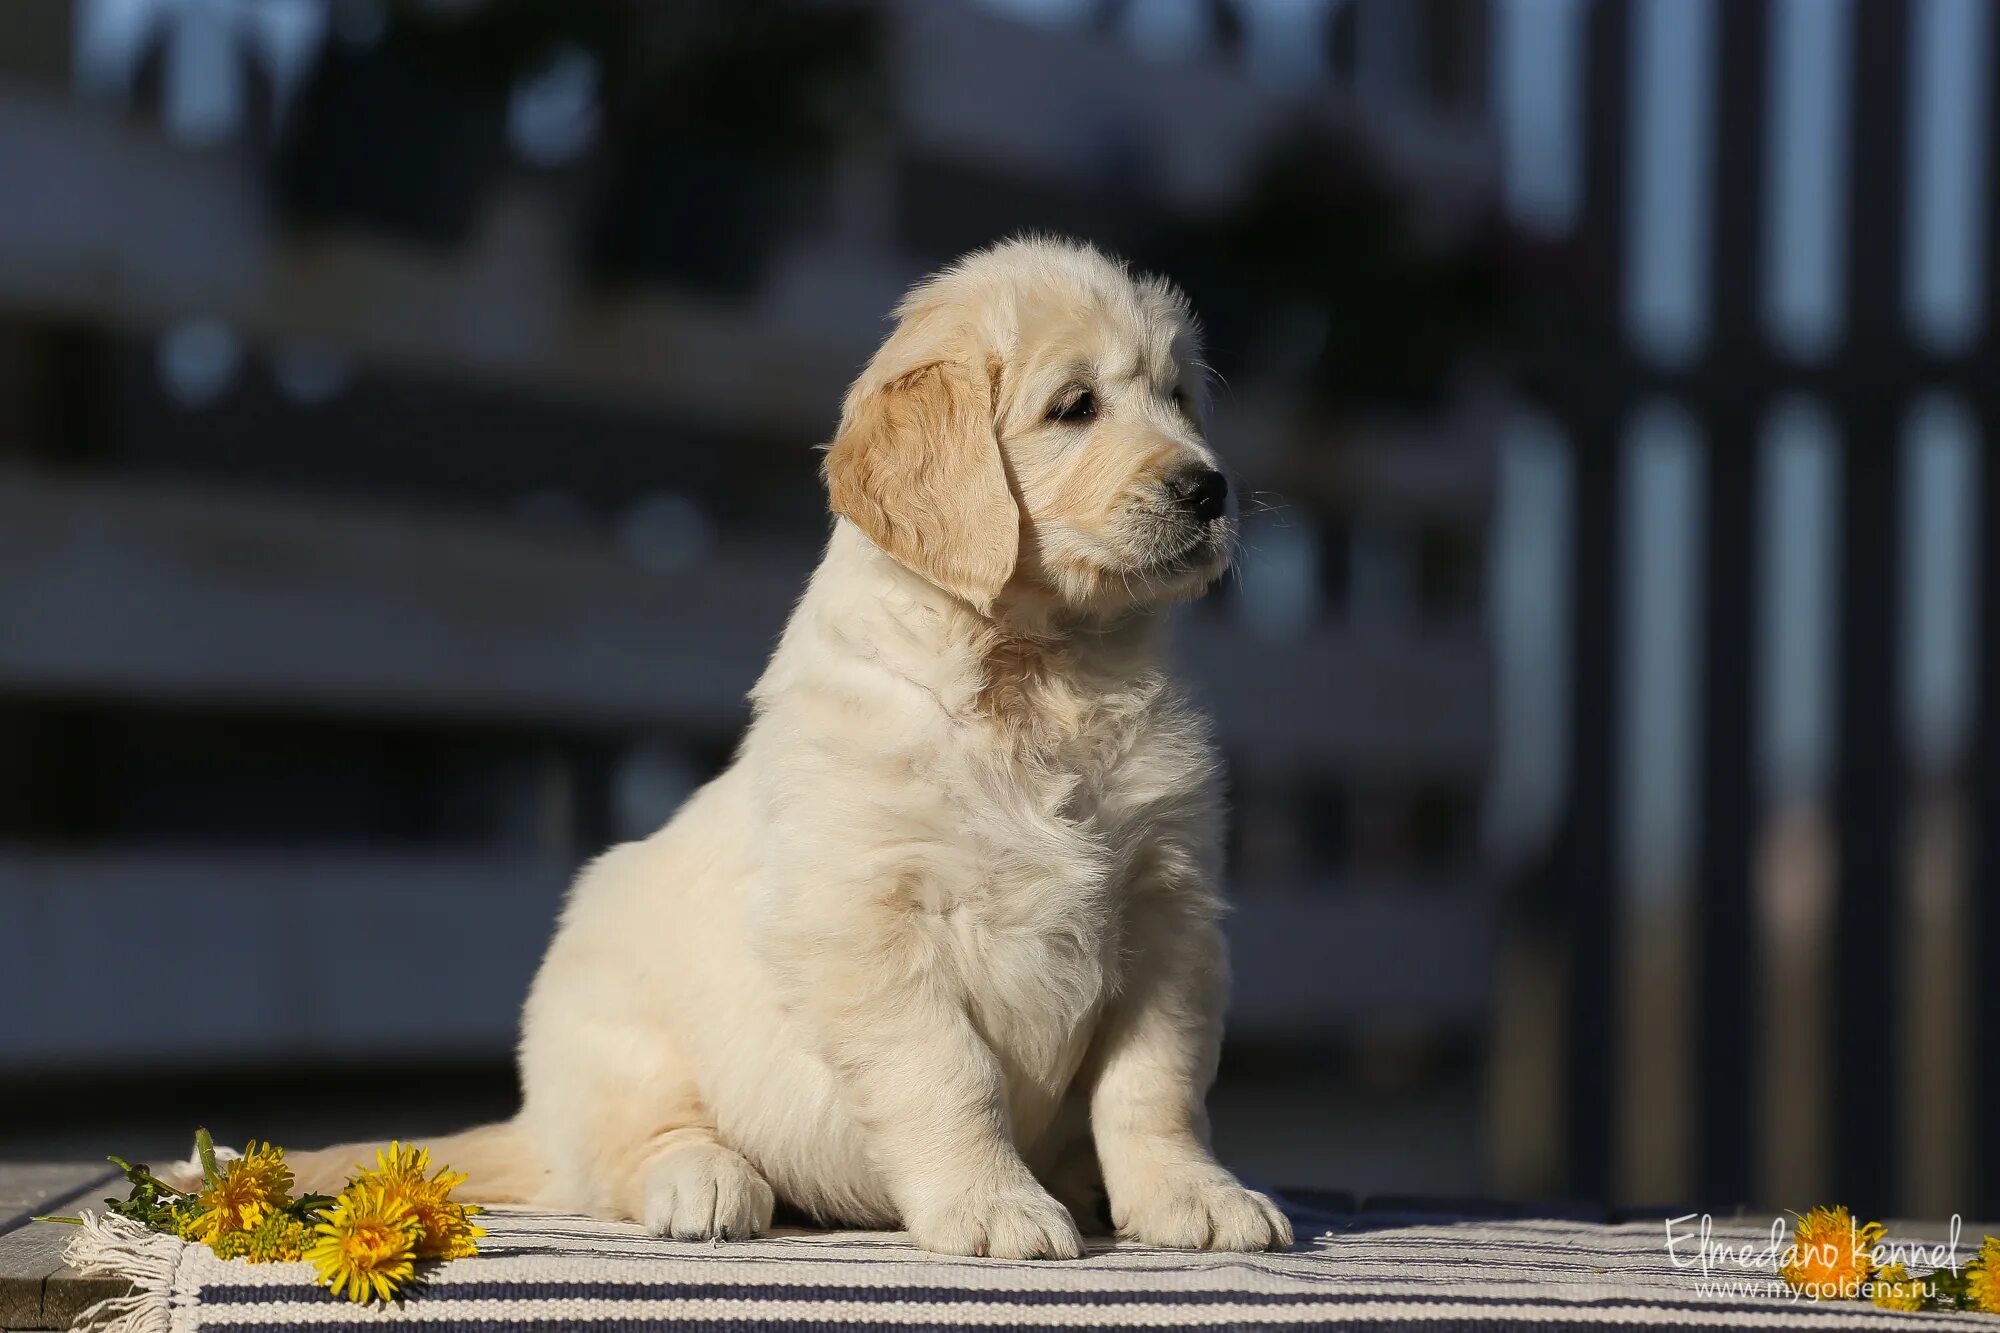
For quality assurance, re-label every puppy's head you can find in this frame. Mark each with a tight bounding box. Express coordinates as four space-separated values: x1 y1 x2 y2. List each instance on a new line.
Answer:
824 237 1229 619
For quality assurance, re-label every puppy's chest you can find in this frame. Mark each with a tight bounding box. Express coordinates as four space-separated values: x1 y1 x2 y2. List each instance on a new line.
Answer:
936 709 1185 1103
956 711 1163 931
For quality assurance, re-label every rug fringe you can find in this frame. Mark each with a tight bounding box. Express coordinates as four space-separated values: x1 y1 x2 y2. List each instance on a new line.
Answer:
61 1211 181 1333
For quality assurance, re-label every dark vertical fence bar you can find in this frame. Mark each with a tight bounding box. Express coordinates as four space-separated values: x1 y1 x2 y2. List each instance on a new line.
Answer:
1976 425 2000 1221
1695 426 1757 1208
1972 0 2000 1225
1546 0 1632 1204
1828 0 1910 1220
1692 0 1771 1213
1829 416 1901 1219
1559 440 1621 1203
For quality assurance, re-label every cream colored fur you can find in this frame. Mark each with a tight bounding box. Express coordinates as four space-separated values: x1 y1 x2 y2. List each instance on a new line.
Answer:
284 238 1289 1259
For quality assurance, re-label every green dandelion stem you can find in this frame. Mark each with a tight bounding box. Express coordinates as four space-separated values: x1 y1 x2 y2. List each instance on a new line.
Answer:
107 1154 188 1197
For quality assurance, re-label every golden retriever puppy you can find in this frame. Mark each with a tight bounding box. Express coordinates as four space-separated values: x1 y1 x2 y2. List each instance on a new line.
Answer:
290 236 1290 1259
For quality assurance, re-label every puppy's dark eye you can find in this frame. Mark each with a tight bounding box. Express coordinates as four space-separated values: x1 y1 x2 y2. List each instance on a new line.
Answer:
1048 387 1095 424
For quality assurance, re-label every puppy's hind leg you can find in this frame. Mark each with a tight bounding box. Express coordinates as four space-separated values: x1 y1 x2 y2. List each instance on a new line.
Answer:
622 1125 776 1242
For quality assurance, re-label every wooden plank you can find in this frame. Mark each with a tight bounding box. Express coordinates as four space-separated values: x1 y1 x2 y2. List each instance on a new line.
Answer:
0 89 865 439
892 0 1492 207
1264 410 1500 524
0 466 799 733
0 1164 115 1236
0 468 1488 774
0 850 565 1065
0 1223 70 1330
40 1254 129 1333
1226 887 1493 1036
0 62 1488 434
0 1168 124 1331
1184 623 1489 778
0 850 1488 1065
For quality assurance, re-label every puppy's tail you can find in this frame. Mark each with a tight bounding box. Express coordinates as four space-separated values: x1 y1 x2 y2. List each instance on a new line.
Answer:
286 1119 547 1204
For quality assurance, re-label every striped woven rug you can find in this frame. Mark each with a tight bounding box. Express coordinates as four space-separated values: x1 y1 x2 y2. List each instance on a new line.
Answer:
64 1195 1993 1331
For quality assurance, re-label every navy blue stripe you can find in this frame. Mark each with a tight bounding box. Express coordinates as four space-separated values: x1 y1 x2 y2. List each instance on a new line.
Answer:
477 1234 1745 1271
485 1222 1755 1266
195 1278 1914 1321
462 1241 1709 1284
199 1322 1859 1333
200 1281 1396 1308
193 1295 1949 1333
190 1323 1695 1333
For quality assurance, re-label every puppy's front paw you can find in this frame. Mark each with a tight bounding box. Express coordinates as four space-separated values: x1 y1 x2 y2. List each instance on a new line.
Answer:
1113 1171 1293 1251
642 1142 775 1241
908 1181 1083 1259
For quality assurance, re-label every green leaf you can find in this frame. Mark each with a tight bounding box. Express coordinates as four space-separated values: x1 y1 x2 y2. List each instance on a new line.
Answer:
102 1151 198 1234
289 1193 338 1220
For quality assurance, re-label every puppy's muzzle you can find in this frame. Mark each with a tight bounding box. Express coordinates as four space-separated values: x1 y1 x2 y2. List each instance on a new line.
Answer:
1166 466 1229 523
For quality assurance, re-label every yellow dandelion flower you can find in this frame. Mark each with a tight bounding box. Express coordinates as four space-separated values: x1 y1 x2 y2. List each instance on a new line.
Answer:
233 1142 294 1200
245 1213 311 1264
183 1143 295 1244
1968 1236 2000 1315
1870 1262 1927 1312
407 1194 484 1260
1780 1206 1884 1301
306 1184 420 1304
199 1210 309 1264
356 1141 432 1183
361 1141 484 1259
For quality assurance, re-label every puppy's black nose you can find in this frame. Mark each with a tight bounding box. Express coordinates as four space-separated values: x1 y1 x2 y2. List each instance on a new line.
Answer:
1169 466 1229 522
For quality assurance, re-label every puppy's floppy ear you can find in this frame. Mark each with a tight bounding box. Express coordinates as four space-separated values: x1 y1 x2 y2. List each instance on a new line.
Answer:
824 355 1020 611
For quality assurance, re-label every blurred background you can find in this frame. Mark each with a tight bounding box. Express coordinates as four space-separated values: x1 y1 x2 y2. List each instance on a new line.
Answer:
0 0 1994 1227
